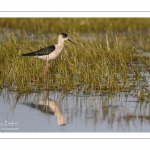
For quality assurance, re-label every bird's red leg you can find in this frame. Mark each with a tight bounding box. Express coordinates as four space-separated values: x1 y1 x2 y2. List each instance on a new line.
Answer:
43 61 49 76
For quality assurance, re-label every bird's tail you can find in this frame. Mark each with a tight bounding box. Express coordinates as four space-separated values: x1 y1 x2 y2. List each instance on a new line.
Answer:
22 53 29 56
21 52 36 56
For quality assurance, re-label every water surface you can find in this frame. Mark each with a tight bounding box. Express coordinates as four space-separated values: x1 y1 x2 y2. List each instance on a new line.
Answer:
1 87 150 132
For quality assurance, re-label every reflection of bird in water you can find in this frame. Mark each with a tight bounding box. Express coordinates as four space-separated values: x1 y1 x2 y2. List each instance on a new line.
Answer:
24 90 67 126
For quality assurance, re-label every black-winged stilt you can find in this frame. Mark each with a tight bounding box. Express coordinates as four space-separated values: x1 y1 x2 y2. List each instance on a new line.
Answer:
22 33 77 75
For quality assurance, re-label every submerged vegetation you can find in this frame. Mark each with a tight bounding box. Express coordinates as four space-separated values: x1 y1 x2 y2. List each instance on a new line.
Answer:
0 18 150 96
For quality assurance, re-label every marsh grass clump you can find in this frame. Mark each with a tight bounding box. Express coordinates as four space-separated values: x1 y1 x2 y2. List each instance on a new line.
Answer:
0 18 149 95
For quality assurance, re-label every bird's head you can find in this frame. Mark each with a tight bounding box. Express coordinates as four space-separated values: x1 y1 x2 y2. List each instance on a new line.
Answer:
58 33 77 45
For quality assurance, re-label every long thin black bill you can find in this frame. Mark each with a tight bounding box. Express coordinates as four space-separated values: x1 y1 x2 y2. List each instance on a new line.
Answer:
68 39 77 45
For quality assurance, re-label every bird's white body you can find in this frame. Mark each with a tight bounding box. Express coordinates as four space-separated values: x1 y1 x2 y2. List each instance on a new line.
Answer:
34 44 65 62
33 34 67 62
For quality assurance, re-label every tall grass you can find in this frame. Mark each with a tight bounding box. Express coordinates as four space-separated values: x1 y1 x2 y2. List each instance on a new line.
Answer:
0 18 150 33
0 18 150 95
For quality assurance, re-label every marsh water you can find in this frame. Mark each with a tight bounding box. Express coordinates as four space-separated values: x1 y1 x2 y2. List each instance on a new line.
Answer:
1 82 150 132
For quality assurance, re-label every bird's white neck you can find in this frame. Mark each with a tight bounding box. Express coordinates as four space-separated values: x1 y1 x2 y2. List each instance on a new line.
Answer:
58 35 66 46
54 42 64 55
58 39 65 46
58 42 64 47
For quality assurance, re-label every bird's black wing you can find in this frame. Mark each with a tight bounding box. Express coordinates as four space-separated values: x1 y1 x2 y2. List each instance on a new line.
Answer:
22 45 55 56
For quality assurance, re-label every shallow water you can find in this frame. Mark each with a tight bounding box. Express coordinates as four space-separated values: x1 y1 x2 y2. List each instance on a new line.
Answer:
1 87 150 132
